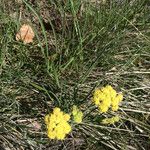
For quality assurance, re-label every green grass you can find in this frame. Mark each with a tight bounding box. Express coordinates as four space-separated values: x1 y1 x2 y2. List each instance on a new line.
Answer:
0 0 150 149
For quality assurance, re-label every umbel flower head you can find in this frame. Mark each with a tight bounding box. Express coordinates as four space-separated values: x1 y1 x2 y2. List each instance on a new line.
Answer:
45 107 71 140
101 115 120 124
93 85 123 113
72 105 83 123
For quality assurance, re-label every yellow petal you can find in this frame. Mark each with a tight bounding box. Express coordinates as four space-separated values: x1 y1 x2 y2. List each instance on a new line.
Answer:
53 107 61 115
101 116 120 124
72 105 78 116
112 105 119 111
116 94 123 102
48 130 56 139
64 114 70 121
99 105 109 113
44 114 50 124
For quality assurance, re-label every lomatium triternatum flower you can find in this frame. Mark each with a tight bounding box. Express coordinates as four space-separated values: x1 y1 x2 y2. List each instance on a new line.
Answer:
102 115 120 124
72 105 83 123
93 85 123 113
45 107 71 140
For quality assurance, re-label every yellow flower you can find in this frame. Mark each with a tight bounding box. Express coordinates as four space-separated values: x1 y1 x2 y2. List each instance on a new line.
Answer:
64 114 70 121
44 107 71 140
112 105 119 111
57 132 65 140
101 116 120 124
53 107 61 114
72 105 78 116
63 122 72 133
44 114 49 125
93 85 123 113
116 94 123 102
72 105 83 123
48 130 56 139
93 97 100 105
111 94 123 111
99 105 109 113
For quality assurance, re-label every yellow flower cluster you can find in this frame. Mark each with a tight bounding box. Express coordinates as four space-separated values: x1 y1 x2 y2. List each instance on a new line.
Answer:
93 85 123 113
45 107 71 140
72 105 83 123
102 116 120 124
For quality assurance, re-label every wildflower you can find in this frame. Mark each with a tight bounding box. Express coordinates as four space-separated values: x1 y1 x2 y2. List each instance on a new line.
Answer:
101 115 120 124
44 107 71 140
93 85 123 113
111 93 123 111
72 105 83 123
